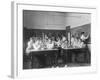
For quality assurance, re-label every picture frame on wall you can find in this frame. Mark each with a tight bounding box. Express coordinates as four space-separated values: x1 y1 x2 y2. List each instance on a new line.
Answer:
11 1 97 78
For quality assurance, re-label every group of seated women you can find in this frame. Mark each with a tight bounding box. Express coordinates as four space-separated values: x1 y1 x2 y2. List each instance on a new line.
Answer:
26 32 89 54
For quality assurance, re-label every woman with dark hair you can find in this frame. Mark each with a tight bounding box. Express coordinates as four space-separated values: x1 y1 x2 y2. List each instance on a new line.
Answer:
80 32 89 43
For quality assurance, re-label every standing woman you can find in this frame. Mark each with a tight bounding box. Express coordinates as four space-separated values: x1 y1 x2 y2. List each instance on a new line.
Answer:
80 32 90 63
80 32 89 44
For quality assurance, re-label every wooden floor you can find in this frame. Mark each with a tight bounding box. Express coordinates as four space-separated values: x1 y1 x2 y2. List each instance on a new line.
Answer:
67 63 90 67
23 60 91 69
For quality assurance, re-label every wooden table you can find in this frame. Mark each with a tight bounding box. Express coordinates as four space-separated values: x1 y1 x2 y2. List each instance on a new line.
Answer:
28 47 90 68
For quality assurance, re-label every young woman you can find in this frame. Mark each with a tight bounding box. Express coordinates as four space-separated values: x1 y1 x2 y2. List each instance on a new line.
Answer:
26 37 34 54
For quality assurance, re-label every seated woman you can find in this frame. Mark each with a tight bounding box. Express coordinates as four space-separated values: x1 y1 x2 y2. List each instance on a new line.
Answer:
39 39 45 50
55 37 61 48
26 37 42 54
46 38 54 49
77 39 86 48
32 37 41 50
26 37 34 54
61 40 68 49
62 36 68 48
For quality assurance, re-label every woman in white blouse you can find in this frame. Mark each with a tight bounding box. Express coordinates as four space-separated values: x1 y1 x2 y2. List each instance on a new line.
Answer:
26 38 34 54
46 39 54 49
